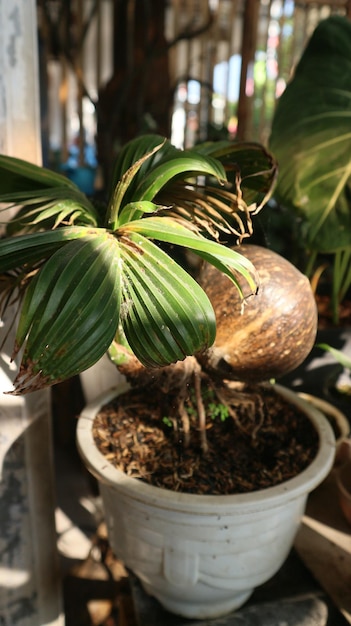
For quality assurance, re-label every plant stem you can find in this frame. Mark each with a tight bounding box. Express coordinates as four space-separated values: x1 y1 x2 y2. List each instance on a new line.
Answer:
338 250 351 302
305 250 318 279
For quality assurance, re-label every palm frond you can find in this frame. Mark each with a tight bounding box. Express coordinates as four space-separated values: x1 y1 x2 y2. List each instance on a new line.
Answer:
121 216 259 297
119 233 216 366
157 180 256 242
0 134 277 393
0 156 98 233
11 232 121 393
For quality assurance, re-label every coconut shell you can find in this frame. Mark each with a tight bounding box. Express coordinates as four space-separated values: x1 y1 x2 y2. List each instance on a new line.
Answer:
197 244 318 382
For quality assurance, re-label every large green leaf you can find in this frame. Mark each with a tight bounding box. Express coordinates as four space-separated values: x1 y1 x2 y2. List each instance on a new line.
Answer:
119 233 216 367
108 135 277 242
269 15 351 253
10 233 121 393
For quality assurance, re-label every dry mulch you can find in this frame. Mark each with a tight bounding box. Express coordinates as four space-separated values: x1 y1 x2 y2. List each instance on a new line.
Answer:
93 381 319 495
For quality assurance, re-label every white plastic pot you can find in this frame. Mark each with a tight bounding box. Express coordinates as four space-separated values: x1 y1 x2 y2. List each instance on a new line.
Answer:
76 383 336 620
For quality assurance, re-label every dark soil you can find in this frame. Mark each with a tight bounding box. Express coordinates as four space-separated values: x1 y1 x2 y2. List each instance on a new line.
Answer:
92 381 319 495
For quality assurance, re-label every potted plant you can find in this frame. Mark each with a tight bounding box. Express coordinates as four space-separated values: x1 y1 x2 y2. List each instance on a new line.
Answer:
0 135 335 619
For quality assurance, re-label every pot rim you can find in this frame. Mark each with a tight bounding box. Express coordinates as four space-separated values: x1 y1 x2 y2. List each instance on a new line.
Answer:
76 383 336 513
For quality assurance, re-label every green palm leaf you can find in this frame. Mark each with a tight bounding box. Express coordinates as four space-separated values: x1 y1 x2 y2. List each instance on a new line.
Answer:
119 233 216 366
0 226 100 273
110 134 177 191
131 153 226 202
0 153 79 190
107 135 230 231
122 216 258 297
5 198 98 234
11 233 121 393
0 155 98 233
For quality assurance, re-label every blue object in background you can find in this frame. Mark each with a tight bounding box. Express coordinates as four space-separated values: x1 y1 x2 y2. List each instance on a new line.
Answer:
61 143 98 195
64 166 97 195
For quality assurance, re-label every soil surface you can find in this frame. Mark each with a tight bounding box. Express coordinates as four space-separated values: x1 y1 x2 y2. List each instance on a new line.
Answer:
93 381 319 495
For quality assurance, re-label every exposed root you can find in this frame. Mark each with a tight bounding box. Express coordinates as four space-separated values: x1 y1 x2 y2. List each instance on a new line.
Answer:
215 381 265 440
178 394 190 448
193 368 208 455
115 351 267 451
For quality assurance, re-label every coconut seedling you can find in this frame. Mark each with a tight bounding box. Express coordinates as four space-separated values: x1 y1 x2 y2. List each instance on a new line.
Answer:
109 240 318 457
0 134 320 460
0 135 276 398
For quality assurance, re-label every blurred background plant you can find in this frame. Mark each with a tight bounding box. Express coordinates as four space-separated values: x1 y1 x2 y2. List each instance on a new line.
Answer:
269 16 351 325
